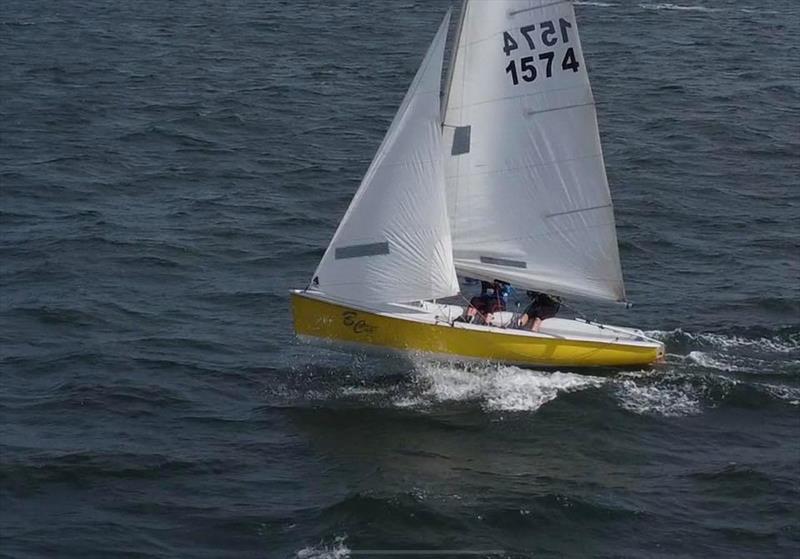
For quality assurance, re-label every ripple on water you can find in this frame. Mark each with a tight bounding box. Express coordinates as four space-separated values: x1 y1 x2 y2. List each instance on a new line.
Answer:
2 0 799 556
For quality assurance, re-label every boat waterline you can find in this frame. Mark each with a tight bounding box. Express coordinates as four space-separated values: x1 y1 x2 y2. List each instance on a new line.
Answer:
291 291 664 368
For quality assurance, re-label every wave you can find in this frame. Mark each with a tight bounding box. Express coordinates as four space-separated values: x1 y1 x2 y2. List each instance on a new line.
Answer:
297 536 350 559
639 2 720 11
270 359 609 413
274 357 799 417
647 328 800 355
410 363 797 416
400 361 605 412
578 1 728 12
634 3 779 15
283 325 800 416
650 328 799 384
615 378 702 416
3 304 110 327
688 463 774 484
574 1 618 6
696 333 798 355
686 350 746 372
616 368 800 415
758 383 800 406
1 451 206 485
117 125 217 148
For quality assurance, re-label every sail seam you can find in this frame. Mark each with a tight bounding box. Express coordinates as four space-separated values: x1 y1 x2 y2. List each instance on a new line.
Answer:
452 266 622 284
454 265 621 282
363 157 444 171
525 101 595 117
447 84 592 111
546 204 612 218
333 224 449 248
459 5 576 49
509 0 572 16
445 152 605 179
453 221 617 246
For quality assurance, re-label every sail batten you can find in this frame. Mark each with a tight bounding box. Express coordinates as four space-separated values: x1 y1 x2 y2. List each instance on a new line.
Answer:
446 85 595 113
444 0 626 303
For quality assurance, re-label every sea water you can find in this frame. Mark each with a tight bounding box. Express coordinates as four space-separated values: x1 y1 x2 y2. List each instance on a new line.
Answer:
1 0 798 557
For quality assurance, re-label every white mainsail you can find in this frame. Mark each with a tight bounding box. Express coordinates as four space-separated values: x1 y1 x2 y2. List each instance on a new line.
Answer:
443 0 627 302
312 12 459 305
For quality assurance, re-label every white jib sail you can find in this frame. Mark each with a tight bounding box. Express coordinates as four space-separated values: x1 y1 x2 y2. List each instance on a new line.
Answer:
311 12 459 305
443 0 627 302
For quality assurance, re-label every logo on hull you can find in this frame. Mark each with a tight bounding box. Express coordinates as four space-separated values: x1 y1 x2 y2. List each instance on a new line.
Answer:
342 311 377 334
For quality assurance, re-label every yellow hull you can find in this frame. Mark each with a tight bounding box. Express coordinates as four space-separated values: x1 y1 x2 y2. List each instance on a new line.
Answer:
291 292 663 368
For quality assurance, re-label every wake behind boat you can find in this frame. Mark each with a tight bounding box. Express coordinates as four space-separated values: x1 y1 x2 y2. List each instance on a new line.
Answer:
291 0 665 368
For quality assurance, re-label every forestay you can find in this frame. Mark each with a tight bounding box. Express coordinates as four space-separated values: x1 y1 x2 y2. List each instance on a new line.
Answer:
312 13 459 305
443 0 627 302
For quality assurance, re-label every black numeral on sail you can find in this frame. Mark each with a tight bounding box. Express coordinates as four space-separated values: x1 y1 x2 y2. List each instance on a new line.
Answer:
538 51 554 78
505 57 539 84
540 21 557 47
561 47 580 72
520 56 537 82
505 59 519 85
559 18 572 43
520 25 536 49
507 57 538 84
503 31 519 56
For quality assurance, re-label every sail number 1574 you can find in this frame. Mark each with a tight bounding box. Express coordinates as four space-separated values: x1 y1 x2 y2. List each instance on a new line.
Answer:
502 18 580 86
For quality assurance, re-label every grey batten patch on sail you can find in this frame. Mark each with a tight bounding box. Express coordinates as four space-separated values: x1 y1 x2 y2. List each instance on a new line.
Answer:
480 256 527 269
451 125 471 155
335 241 390 260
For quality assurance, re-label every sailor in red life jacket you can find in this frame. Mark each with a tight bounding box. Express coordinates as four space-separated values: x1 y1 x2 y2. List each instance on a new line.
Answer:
464 280 511 325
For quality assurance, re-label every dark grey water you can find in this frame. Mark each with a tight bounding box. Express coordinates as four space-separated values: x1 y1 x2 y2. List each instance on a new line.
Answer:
2 0 799 557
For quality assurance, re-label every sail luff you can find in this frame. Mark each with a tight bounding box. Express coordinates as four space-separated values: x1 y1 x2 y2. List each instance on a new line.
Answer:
441 0 469 124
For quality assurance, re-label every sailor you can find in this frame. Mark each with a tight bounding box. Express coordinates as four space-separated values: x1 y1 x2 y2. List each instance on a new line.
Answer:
464 283 490 323
518 291 561 332
483 280 511 326
465 280 511 325
494 281 512 306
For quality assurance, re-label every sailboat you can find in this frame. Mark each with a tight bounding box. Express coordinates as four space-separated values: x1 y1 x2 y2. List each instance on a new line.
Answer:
290 0 665 367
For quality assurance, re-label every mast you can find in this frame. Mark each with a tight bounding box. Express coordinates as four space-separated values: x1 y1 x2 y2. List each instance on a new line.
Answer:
441 0 468 124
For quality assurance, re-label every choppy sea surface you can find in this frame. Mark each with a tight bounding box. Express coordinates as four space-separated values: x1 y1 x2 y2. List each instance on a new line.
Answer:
2 0 799 557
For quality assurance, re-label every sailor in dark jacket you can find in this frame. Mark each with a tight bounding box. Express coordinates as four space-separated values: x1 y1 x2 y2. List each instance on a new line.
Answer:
518 291 561 332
